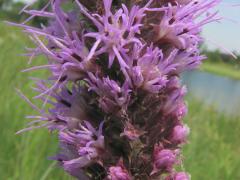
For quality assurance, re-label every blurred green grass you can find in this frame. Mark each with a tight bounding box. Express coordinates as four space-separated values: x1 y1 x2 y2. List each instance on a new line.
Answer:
183 99 240 180
0 22 72 180
0 22 239 179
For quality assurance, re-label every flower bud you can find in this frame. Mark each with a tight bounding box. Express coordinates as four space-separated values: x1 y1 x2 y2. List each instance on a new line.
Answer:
171 125 190 143
166 172 190 180
151 145 179 174
108 160 131 180
174 172 191 180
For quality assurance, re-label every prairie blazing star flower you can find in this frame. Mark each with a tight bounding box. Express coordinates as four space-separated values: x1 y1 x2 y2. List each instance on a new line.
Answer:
14 0 223 179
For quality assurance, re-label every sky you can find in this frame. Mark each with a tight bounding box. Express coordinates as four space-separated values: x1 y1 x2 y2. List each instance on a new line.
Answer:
17 0 240 53
202 0 240 53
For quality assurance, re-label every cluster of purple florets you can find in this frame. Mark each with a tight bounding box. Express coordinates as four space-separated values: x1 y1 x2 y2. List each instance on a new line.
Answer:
15 0 221 179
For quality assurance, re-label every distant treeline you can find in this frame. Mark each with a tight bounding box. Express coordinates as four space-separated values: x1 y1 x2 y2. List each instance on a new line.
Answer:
0 0 48 25
204 50 240 68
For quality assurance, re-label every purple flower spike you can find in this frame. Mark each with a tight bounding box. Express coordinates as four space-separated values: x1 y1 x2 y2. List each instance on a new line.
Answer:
15 0 222 179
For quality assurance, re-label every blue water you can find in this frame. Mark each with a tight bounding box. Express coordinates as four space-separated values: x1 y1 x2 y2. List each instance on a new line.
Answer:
182 70 240 117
